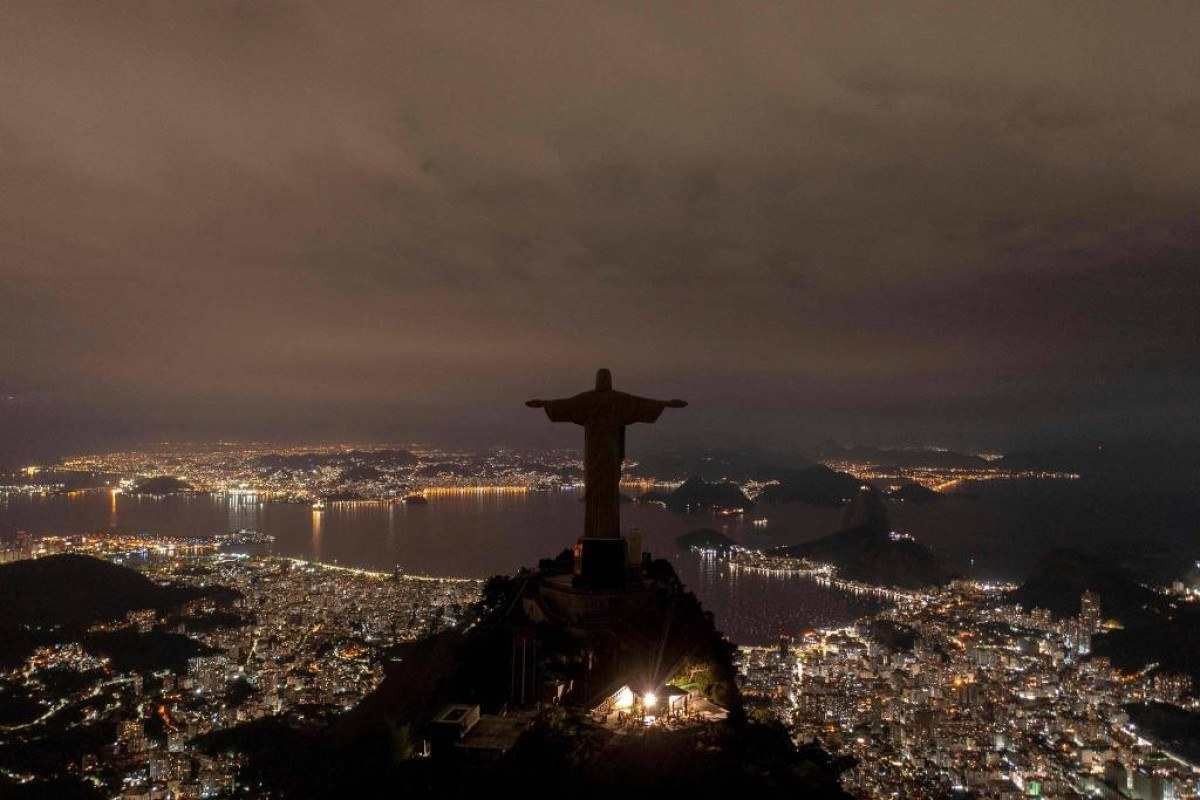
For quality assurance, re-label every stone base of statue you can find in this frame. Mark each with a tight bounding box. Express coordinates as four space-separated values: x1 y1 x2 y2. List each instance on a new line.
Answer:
535 572 656 628
572 536 634 588
526 529 651 626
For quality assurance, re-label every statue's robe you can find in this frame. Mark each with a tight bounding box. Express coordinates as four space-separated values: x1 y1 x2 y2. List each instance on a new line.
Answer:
541 390 671 539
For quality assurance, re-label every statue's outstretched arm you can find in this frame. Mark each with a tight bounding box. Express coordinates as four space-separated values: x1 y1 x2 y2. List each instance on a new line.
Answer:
620 394 688 424
528 395 590 423
644 396 687 409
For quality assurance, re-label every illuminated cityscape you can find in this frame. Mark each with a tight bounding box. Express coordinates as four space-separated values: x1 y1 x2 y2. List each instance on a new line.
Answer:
0 441 1081 512
46 443 588 501
5 2 1200 797
0 535 482 798
738 579 1199 799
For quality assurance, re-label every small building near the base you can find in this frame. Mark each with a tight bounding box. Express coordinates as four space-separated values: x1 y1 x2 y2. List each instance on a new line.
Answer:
592 683 694 721
429 704 529 761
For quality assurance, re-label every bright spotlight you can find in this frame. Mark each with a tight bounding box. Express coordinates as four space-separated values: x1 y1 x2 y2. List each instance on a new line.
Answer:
643 691 658 709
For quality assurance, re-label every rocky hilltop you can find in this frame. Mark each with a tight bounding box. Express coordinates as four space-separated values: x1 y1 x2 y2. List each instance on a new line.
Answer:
676 528 737 552
656 476 753 512
209 552 851 798
1009 548 1161 622
0 554 211 628
775 487 952 589
0 554 236 669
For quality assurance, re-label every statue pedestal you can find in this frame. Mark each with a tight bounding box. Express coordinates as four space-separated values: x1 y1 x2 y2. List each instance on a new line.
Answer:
537 573 655 628
572 537 629 588
527 534 654 627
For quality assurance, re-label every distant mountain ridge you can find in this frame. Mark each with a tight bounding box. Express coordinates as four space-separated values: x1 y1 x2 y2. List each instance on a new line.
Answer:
999 441 1200 489
624 448 817 483
757 465 861 507
818 444 987 470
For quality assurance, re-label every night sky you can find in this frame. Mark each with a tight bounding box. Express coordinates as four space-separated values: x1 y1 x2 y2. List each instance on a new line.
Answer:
3 3 1199 461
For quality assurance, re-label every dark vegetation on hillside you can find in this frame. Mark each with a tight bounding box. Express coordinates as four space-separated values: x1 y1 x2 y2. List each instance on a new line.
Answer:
1010 548 1163 621
0 775 105 800
676 528 736 552
199 709 853 799
867 620 919 652
0 712 120 794
654 476 753 512
0 555 236 668
333 558 744 735
1094 616 1200 683
1123 703 1200 764
84 629 219 673
339 464 382 481
130 475 191 494
1012 548 1200 682
0 555 213 628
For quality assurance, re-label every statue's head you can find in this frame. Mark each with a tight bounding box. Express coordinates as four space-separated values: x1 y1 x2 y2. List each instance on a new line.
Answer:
595 368 613 391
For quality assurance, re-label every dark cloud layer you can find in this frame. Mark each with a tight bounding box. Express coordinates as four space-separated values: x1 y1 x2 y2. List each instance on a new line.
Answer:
3 2 1199 460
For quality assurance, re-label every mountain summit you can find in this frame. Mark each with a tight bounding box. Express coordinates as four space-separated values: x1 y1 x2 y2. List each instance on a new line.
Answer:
775 486 952 589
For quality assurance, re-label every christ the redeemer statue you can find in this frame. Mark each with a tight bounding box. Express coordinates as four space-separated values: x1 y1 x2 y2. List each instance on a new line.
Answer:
527 368 686 540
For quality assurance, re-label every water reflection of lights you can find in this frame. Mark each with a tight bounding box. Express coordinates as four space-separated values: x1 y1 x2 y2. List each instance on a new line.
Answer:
694 548 721 588
310 508 323 562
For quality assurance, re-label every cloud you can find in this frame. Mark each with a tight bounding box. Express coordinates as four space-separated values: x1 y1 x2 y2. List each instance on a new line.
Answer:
2 1 1199 457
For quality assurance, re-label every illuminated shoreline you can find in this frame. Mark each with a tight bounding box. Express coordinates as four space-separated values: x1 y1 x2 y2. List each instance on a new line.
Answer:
279 556 482 584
